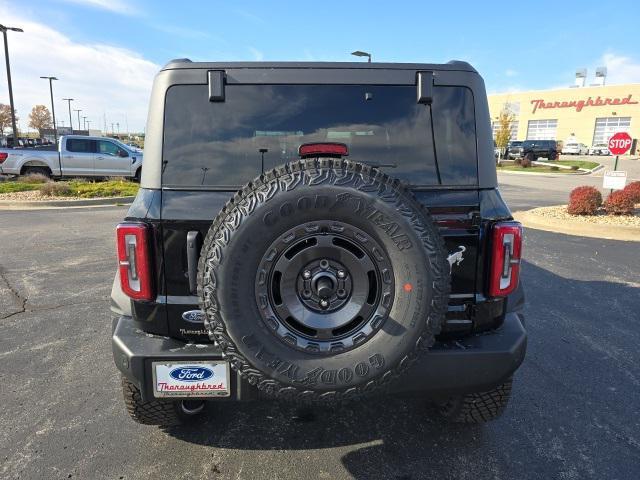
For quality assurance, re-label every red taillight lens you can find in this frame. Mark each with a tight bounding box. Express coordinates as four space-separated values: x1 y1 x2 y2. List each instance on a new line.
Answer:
298 142 349 158
489 221 523 297
116 223 154 301
0 152 8 163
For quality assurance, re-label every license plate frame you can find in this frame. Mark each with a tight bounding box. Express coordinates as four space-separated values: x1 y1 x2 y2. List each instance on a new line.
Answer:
152 361 230 398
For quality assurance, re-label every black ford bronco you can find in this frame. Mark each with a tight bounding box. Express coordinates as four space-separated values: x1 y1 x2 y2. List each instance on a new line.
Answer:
111 60 526 426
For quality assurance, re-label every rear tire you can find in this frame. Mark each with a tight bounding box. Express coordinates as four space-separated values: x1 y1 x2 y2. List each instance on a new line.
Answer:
436 378 513 423
22 166 51 178
121 376 205 426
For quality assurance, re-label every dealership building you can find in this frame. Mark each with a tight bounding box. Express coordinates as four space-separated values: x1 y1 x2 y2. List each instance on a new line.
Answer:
488 77 640 153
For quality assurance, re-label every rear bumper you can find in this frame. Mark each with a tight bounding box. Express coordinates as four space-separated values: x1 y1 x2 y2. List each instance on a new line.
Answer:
113 313 527 401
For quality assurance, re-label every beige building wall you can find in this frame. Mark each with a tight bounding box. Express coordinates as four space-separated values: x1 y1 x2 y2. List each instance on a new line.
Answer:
488 84 640 149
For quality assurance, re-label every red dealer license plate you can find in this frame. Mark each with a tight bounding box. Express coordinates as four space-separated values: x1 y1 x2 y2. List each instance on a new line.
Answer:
152 361 230 398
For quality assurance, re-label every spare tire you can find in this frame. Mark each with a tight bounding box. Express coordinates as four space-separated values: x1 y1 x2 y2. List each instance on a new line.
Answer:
198 159 449 403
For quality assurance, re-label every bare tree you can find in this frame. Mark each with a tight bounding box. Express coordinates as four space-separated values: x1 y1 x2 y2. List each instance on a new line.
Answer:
495 108 515 160
0 103 18 136
29 105 53 136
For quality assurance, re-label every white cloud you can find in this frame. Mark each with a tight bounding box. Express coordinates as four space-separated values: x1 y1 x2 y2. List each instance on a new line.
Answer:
0 8 158 133
600 53 640 84
61 0 139 16
248 46 264 61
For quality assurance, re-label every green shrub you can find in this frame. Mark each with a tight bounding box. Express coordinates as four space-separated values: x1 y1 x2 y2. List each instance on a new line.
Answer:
551 166 559 171
0 182 41 193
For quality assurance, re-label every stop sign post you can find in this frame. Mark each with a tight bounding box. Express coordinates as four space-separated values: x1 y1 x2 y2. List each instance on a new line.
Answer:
607 132 632 193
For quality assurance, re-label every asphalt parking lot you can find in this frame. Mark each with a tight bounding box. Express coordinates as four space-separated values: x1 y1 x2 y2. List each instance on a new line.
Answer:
1 181 639 479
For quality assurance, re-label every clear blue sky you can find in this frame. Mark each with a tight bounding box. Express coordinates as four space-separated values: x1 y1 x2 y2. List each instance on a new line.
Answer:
2 0 640 131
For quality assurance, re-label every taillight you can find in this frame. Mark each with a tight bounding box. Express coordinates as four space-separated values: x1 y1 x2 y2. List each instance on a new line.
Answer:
298 142 349 158
488 221 523 297
0 152 8 163
116 223 154 301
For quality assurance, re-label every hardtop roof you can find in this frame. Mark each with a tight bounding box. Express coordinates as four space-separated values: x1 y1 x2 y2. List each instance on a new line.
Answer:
161 59 477 73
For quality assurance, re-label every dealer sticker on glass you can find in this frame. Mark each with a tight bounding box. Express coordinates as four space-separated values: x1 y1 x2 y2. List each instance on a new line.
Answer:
153 361 230 398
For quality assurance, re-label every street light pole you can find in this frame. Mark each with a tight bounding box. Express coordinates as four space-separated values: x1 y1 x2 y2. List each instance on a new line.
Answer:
63 98 74 132
40 76 58 145
74 109 82 132
0 24 23 142
82 116 87 130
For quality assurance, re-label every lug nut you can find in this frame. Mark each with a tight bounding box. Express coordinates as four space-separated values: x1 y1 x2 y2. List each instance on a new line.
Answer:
303 270 311 279
337 270 346 279
319 299 329 309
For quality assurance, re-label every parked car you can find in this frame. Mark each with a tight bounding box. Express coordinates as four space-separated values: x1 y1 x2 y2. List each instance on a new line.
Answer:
521 139 559 161
506 140 523 159
0 135 143 179
111 59 527 427
588 143 611 156
562 143 588 155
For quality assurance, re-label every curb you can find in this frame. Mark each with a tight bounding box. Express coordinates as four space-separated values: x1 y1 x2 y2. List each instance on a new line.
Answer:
497 161 603 176
0 196 134 210
513 209 640 242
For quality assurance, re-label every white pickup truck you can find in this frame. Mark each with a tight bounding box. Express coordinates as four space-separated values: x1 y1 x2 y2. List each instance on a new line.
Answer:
0 135 143 179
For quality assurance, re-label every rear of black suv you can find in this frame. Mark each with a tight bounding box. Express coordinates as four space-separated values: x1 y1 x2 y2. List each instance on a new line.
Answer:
111 61 526 426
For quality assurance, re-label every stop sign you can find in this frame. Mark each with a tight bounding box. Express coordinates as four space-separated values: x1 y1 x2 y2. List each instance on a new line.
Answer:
608 132 632 155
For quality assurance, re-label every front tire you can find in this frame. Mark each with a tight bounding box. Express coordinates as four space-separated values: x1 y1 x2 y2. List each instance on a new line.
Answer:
436 378 513 423
121 376 205 426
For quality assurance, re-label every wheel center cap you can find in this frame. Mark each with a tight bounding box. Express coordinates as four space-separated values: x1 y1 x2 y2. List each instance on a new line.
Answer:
313 273 336 298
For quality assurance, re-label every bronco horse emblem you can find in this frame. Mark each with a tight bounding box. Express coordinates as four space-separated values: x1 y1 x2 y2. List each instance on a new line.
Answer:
447 246 467 272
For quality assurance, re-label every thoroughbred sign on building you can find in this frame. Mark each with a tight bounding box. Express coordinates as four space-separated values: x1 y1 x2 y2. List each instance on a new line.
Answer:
488 83 640 153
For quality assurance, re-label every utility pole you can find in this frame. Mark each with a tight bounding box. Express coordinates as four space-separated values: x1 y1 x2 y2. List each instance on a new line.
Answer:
74 109 82 132
62 98 74 131
82 116 87 130
40 76 58 144
111 123 115 136
0 24 23 142
116 122 120 136
86 120 91 131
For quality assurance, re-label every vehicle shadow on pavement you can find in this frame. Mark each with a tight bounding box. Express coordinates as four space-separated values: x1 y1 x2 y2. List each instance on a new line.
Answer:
165 397 488 478
163 255 640 479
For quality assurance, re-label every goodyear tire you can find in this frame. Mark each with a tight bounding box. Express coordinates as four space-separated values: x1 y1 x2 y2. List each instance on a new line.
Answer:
198 159 450 403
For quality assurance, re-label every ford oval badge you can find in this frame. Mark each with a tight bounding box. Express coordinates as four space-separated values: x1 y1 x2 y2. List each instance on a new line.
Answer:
169 366 214 382
181 310 205 323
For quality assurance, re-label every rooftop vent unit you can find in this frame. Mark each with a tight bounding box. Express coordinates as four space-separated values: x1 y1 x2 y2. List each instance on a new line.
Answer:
573 68 587 88
591 66 607 87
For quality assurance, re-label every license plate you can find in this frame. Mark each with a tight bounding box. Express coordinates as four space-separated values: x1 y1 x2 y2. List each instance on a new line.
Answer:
152 361 230 398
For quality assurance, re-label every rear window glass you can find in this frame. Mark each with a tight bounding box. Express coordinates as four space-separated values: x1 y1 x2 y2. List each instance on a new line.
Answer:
67 138 94 153
162 84 477 188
